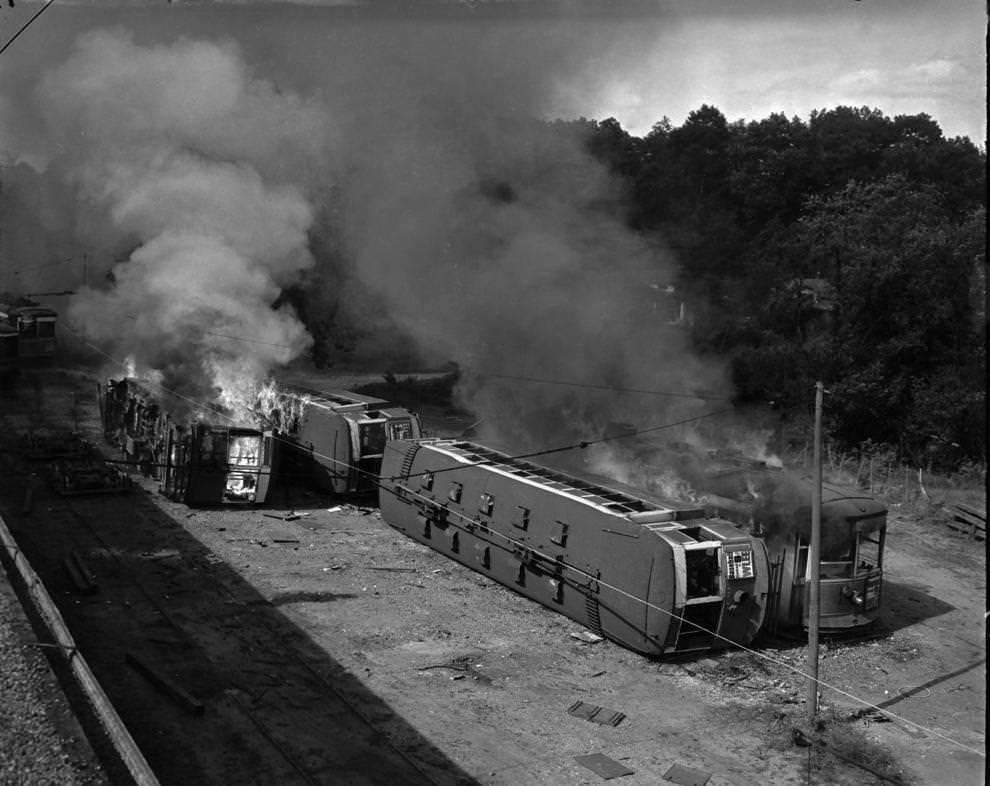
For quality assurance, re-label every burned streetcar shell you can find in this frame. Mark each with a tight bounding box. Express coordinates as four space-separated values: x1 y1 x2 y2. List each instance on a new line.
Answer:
704 475 886 632
101 378 276 506
270 387 422 496
770 487 885 632
379 439 771 657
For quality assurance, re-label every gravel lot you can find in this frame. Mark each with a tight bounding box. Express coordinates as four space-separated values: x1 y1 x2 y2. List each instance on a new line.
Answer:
0 555 107 786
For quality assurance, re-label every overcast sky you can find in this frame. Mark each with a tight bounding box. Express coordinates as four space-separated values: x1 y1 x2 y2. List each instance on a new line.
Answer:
0 0 985 146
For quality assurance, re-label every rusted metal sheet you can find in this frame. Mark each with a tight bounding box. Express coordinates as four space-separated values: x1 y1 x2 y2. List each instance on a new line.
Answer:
663 762 711 786
574 753 634 780
567 700 626 727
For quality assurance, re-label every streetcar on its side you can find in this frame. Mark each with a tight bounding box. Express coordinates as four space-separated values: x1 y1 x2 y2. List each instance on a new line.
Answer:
261 386 422 496
101 378 277 506
379 438 771 658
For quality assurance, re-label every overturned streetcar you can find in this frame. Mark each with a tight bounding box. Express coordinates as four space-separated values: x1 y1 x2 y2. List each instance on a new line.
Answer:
101 378 276 506
379 438 771 657
265 386 422 495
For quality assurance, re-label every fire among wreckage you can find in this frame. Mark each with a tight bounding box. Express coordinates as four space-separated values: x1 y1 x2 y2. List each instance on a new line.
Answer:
99 376 885 650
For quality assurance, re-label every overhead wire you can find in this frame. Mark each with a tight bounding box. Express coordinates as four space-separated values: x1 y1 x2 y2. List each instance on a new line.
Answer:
53 323 985 759
0 0 54 57
120 314 298 350
473 371 733 401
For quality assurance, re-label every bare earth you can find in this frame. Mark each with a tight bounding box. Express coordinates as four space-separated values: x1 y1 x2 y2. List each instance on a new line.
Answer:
0 367 984 786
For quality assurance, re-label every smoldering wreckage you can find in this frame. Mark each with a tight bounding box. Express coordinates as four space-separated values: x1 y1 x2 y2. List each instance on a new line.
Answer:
87 366 884 659
0 289 886 656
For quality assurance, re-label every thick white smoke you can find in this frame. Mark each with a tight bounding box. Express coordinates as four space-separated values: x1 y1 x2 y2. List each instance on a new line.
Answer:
5 8 737 454
33 29 328 414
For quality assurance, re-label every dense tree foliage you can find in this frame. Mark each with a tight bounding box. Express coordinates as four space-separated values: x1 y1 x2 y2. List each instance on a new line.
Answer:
578 106 985 468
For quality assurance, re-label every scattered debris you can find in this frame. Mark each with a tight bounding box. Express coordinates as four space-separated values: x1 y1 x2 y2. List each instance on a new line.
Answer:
855 708 892 725
570 630 605 644
263 511 301 522
61 551 98 596
574 753 634 780
49 459 131 496
663 762 711 786
567 701 625 727
942 502 986 540
418 655 491 684
20 431 93 460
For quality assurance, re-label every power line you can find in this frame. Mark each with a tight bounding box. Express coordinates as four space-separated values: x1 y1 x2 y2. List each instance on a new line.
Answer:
0 0 54 57
120 314 297 350
381 406 735 482
474 371 732 401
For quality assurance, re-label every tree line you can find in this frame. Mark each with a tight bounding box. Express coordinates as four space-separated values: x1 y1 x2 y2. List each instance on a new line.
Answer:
577 105 985 470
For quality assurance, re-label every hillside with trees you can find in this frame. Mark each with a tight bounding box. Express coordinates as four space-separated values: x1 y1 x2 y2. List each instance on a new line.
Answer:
577 105 985 470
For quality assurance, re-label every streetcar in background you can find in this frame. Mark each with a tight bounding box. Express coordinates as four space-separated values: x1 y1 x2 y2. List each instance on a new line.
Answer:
0 294 58 363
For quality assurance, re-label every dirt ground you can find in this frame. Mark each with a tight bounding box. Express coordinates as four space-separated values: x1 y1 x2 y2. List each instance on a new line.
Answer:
1 365 985 786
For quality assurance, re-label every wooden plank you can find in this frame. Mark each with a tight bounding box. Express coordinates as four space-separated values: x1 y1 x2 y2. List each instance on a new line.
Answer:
943 503 986 540
954 502 987 520
126 652 205 717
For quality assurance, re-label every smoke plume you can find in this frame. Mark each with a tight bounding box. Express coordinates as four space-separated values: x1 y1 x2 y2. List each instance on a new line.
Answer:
4 7 734 449
27 28 328 414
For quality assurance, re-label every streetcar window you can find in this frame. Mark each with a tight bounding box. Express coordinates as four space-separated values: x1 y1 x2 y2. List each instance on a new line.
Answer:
686 548 720 598
551 520 569 547
857 532 883 572
512 506 530 530
479 493 495 515
228 435 261 467
19 318 38 338
37 320 55 338
448 481 463 503
795 538 809 580
359 423 387 456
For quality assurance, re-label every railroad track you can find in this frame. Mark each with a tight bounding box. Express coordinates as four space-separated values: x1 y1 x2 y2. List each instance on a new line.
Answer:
0 434 472 785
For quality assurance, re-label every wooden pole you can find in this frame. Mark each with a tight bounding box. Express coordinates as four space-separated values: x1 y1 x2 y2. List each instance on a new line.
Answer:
807 381 824 726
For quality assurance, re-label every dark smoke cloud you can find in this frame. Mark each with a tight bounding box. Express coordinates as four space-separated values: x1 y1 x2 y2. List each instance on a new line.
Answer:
16 27 329 414
2 6 732 441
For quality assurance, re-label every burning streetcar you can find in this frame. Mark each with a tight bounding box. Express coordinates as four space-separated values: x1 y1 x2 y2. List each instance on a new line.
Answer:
379 438 771 657
260 386 422 496
101 378 276 506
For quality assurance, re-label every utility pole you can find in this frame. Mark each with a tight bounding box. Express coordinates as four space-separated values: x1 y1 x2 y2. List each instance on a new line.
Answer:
806 381 824 726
